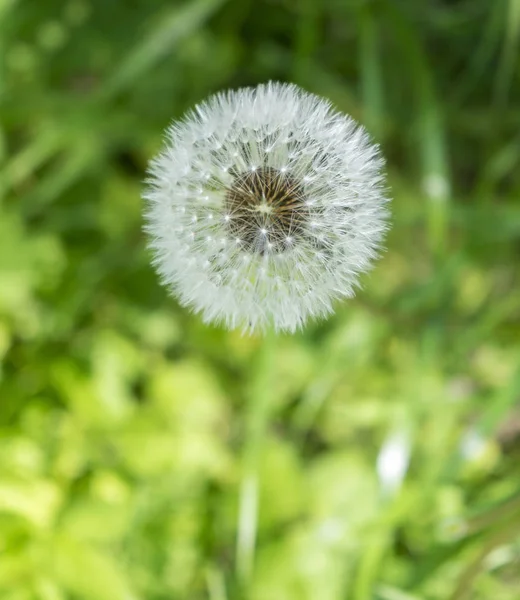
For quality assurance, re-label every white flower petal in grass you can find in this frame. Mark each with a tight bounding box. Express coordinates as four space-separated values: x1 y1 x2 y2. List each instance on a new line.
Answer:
459 428 487 461
376 430 411 497
144 82 389 333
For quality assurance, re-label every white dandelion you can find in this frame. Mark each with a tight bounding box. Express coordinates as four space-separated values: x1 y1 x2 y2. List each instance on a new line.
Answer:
144 82 389 333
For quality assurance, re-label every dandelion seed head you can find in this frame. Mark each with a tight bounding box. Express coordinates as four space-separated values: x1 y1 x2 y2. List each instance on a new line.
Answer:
144 82 389 333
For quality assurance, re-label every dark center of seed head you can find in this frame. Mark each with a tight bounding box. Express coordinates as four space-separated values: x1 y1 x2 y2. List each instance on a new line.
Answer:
225 167 308 253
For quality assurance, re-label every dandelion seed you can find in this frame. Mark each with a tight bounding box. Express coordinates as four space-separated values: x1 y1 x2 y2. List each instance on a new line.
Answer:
144 82 389 333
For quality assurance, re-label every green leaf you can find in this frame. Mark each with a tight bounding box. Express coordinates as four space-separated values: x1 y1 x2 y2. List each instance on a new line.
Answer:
50 535 138 600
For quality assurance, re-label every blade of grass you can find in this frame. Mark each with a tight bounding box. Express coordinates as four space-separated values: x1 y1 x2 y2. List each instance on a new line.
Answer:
453 1 504 104
0 128 64 197
358 5 385 138
96 0 227 102
20 139 100 216
206 566 228 600
477 368 520 440
450 518 520 600
406 492 520 592
381 0 451 257
292 0 320 83
375 584 424 600
475 133 520 201
494 0 520 106
0 0 21 101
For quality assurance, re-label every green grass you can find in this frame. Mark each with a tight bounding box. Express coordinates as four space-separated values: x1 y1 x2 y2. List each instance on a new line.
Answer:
0 1 519 599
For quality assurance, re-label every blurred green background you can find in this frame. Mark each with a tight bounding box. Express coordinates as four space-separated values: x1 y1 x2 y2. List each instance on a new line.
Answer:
1 0 520 599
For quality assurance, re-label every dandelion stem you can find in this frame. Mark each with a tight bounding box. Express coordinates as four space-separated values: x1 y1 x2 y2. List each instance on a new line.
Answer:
236 330 276 589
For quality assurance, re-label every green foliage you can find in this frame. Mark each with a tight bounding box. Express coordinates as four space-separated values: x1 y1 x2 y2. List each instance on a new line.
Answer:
1 0 519 599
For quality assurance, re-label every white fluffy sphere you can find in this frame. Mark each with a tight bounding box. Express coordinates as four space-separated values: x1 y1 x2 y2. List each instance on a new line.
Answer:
144 82 389 333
